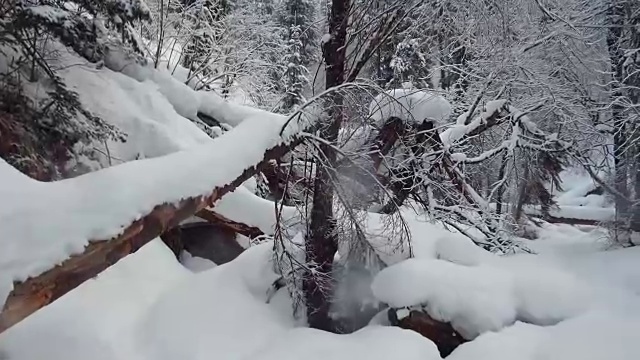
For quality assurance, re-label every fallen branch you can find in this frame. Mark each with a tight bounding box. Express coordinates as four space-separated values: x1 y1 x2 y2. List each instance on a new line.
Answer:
195 208 264 239
532 215 602 226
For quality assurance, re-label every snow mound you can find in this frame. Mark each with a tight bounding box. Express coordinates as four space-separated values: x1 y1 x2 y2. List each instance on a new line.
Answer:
179 251 217 273
555 170 609 208
198 91 268 127
63 63 211 164
372 258 515 339
215 185 299 234
250 326 442 360
372 255 593 339
369 89 452 126
0 239 188 360
448 310 640 360
104 49 286 129
435 236 498 266
143 243 443 360
140 243 291 360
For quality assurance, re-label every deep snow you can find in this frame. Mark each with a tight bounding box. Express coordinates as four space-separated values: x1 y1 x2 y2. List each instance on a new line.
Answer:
1 45 639 360
2 221 639 360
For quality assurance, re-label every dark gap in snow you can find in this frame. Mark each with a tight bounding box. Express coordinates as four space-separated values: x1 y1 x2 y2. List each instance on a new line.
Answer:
179 223 245 266
197 112 223 128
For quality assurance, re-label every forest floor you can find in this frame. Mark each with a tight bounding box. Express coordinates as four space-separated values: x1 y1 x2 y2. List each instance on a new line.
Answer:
1 217 638 360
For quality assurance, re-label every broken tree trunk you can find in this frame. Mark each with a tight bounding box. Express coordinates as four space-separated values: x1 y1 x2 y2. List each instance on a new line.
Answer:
0 139 299 334
378 121 435 214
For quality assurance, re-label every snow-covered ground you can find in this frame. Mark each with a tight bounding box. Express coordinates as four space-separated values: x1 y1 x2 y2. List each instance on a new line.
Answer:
1 219 639 360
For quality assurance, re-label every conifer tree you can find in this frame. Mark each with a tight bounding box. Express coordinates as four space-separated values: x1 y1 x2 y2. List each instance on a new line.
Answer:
277 0 317 66
280 25 309 111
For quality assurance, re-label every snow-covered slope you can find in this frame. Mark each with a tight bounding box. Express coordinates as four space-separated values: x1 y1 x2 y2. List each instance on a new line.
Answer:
63 64 212 164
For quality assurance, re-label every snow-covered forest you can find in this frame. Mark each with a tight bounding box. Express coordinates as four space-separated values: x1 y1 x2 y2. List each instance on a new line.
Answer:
0 0 639 358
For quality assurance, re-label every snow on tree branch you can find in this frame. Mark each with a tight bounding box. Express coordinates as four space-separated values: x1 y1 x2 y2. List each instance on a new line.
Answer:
0 104 316 331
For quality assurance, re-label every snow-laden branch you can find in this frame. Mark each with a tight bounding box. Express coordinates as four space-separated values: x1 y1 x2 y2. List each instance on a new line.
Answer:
0 108 315 333
440 99 509 148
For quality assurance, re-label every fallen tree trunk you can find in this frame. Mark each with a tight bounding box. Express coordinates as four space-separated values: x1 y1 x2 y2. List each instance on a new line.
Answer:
0 140 298 334
527 214 605 227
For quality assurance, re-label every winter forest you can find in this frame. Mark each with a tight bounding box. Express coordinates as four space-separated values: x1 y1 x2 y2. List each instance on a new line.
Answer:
0 0 639 358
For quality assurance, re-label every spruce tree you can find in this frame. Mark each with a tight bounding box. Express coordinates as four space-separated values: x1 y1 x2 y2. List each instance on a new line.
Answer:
279 25 308 111
275 0 317 112
277 0 317 66
0 0 144 178
389 37 430 89
182 0 230 75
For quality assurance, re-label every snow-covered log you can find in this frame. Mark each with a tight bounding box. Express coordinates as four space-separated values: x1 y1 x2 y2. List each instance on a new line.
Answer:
0 112 312 333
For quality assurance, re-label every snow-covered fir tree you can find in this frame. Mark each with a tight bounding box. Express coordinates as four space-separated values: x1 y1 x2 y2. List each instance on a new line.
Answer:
278 25 308 112
181 0 230 75
276 0 318 66
0 0 144 178
389 37 430 89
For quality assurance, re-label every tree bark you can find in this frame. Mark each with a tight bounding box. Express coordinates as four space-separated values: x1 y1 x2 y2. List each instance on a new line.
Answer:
303 0 349 332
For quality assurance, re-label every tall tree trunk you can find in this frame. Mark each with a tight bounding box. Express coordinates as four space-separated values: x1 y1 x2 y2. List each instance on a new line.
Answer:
627 2 640 235
631 141 640 234
304 0 349 332
607 1 631 242
494 151 509 216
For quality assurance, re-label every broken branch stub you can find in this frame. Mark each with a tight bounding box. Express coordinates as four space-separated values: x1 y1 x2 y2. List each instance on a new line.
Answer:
195 208 264 239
